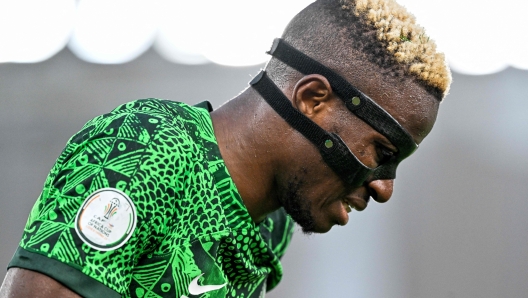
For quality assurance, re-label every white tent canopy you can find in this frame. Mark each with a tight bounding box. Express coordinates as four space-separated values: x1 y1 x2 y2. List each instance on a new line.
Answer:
1 0 526 75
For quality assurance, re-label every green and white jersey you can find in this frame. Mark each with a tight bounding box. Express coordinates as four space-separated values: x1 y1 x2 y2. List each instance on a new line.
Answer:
9 99 295 298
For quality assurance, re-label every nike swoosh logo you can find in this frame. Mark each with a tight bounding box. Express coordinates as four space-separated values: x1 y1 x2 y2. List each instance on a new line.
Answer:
188 273 227 295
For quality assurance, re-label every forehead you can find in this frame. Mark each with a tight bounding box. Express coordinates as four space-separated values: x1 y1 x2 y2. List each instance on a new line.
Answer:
345 63 440 145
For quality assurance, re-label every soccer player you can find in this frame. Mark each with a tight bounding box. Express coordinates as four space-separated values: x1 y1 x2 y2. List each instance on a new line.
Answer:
0 0 451 297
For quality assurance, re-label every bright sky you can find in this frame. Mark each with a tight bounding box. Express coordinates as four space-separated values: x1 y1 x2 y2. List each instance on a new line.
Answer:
0 0 526 75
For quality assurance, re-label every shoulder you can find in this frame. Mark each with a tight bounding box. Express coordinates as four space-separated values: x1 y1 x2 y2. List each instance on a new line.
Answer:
63 99 212 164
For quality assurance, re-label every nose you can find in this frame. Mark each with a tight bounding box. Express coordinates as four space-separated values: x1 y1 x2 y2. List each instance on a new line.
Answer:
368 179 394 203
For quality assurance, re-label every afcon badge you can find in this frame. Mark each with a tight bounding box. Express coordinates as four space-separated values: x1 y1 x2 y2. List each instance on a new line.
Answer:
75 188 137 251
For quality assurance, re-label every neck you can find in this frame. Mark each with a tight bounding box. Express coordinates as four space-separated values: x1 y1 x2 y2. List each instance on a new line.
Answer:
210 89 282 223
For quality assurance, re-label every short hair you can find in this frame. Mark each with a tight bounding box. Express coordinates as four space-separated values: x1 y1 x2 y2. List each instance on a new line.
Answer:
266 0 452 100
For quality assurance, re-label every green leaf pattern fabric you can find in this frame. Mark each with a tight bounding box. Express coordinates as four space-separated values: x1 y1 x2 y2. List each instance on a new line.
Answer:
10 99 294 298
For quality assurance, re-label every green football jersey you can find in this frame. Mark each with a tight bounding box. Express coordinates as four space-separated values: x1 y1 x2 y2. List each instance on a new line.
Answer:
9 99 295 298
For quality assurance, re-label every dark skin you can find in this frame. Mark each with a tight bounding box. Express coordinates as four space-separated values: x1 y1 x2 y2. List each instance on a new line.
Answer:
0 58 439 296
0 268 81 298
213 61 438 233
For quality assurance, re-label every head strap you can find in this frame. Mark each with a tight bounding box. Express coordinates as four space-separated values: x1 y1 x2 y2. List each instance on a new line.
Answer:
250 71 372 187
268 38 418 159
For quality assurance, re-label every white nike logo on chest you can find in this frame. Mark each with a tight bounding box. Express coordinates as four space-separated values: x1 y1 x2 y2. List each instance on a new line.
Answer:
180 273 227 298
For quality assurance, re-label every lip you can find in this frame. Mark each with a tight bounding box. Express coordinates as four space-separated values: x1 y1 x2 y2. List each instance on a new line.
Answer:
335 195 367 227
344 195 368 211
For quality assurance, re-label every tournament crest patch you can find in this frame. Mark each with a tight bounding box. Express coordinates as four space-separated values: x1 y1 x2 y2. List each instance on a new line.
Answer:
74 188 137 251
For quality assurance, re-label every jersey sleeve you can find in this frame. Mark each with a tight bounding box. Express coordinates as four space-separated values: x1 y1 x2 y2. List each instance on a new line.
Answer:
8 99 190 297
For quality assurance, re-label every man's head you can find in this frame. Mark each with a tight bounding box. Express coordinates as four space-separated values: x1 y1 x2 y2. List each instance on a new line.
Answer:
267 0 451 98
260 0 451 233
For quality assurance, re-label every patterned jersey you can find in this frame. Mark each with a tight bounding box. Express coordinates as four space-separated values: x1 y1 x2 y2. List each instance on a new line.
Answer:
9 99 295 298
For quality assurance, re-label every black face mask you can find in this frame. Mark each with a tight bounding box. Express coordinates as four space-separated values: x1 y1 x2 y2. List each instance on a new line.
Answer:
249 38 418 188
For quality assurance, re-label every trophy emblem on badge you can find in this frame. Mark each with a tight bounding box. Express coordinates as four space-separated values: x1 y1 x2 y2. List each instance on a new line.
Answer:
103 198 121 220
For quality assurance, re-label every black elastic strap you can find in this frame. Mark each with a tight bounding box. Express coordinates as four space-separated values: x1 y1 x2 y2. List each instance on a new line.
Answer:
268 38 418 159
250 71 372 187
250 71 328 150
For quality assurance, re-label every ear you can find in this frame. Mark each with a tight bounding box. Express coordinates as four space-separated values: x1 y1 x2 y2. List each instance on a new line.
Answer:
292 74 334 119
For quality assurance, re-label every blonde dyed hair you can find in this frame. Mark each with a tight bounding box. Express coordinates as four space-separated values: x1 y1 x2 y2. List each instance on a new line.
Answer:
343 0 451 97
267 0 451 100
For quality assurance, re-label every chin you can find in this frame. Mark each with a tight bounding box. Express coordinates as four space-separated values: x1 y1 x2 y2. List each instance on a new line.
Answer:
301 219 334 234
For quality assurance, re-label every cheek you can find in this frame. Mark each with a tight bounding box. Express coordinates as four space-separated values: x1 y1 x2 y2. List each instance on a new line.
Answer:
338 123 380 168
302 168 348 207
278 146 337 196
326 107 381 169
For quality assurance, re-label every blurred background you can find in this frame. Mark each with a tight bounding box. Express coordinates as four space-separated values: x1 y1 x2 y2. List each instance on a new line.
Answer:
1 0 528 297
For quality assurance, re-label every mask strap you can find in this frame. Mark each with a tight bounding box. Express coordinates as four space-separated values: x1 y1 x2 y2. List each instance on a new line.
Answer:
250 71 373 187
268 38 418 159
